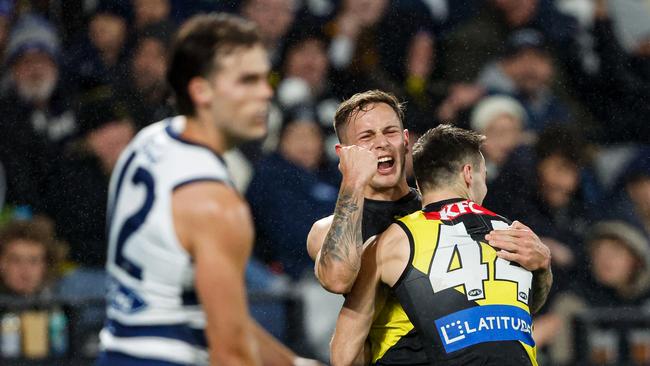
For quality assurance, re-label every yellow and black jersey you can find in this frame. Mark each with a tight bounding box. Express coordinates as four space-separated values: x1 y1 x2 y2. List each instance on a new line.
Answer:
388 198 537 366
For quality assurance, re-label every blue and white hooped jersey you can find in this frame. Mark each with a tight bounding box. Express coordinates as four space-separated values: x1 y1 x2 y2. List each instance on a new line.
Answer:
99 116 233 365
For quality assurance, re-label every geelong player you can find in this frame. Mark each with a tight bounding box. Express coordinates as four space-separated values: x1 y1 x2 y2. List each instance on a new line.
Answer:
98 14 317 366
331 125 547 365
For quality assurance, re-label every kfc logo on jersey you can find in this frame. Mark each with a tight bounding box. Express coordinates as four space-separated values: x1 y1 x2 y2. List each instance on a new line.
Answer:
424 200 497 221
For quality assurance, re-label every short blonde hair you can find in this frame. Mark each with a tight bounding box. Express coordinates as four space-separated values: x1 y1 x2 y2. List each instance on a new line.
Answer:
334 90 404 143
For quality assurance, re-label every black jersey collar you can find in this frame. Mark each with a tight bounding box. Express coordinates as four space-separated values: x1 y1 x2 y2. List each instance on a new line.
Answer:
365 187 420 205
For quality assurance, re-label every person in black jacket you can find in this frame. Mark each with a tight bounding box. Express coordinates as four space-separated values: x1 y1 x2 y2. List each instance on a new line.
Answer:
44 90 135 268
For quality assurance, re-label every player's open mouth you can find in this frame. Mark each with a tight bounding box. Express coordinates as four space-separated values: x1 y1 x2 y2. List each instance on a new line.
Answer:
377 156 395 174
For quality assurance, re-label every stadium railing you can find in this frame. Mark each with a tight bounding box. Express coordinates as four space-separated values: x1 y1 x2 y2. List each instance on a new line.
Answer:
573 307 650 366
0 289 309 365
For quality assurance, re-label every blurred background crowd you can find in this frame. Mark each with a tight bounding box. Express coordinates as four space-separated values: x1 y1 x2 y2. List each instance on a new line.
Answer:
0 0 649 364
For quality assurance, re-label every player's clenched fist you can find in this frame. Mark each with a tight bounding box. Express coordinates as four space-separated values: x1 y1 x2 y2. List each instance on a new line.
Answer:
337 145 377 189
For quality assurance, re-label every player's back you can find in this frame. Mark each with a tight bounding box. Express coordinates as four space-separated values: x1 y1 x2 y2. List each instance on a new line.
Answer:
98 116 232 365
392 198 537 366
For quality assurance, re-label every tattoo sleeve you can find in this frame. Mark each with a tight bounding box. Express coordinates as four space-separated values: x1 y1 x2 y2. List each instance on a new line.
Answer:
530 267 553 314
318 186 365 280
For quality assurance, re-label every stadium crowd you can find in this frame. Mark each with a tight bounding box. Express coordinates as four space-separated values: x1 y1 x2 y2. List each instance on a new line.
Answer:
0 0 648 364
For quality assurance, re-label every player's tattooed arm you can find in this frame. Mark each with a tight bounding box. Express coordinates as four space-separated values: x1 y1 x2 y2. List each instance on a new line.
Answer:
530 267 553 314
316 186 365 294
309 144 376 294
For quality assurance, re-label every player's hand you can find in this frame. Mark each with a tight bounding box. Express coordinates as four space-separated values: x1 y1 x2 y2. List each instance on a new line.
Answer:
485 221 551 271
337 145 377 189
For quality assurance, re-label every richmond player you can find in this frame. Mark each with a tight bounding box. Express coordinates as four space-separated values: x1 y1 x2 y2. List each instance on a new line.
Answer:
330 125 551 366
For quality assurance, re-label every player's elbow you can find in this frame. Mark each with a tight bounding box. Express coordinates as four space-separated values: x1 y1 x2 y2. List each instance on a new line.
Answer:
318 266 355 294
210 328 258 365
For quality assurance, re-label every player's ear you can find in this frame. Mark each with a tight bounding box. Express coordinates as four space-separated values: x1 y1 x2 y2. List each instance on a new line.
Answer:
462 163 473 187
187 77 213 109
403 129 410 152
334 143 343 157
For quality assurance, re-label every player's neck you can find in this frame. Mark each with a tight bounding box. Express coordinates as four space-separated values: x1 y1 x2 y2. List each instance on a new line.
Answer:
183 114 229 155
364 179 411 201
421 188 470 207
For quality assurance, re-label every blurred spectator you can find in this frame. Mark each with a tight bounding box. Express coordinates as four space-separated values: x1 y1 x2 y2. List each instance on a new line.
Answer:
0 0 12 58
240 0 297 68
276 27 341 160
117 24 173 130
606 0 650 57
476 29 570 132
0 160 5 212
398 30 450 135
394 28 484 134
440 0 578 82
247 114 338 280
578 0 650 143
0 14 76 212
132 0 173 31
324 0 396 94
486 125 594 294
0 217 63 300
534 221 650 364
278 28 331 107
64 1 131 91
470 95 527 182
607 147 650 239
44 89 135 268
1 14 76 145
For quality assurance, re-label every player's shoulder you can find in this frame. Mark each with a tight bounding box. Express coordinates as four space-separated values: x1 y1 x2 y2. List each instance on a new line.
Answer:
377 222 410 247
173 180 246 223
143 116 231 185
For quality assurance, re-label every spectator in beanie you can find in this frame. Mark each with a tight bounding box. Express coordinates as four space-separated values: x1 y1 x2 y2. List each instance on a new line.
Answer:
0 14 77 213
470 95 528 183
